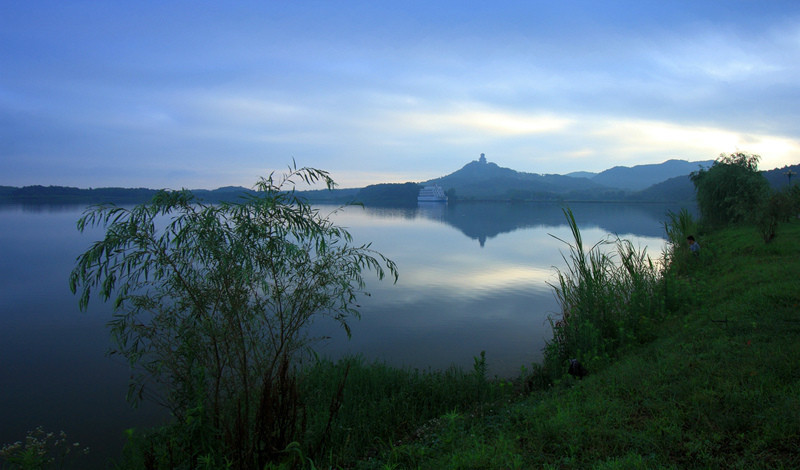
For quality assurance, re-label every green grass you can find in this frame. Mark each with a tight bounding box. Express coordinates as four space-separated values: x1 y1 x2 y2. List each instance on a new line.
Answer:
299 353 515 468
357 220 800 469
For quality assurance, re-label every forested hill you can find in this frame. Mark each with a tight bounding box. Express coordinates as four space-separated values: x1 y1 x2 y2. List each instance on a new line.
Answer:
0 185 161 204
426 159 603 200
420 158 713 203
0 185 260 205
591 159 715 191
3 161 796 206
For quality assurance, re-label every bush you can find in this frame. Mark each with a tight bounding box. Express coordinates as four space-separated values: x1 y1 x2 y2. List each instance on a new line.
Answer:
0 427 89 470
70 164 397 469
757 184 800 242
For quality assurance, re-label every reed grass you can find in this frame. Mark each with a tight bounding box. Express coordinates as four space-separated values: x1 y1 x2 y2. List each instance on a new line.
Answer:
544 208 666 376
662 208 702 275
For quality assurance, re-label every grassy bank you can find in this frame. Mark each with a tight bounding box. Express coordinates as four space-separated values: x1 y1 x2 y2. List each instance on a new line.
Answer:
353 220 800 469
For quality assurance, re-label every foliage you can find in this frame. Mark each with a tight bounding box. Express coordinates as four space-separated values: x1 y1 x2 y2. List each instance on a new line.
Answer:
662 208 700 275
756 183 800 242
353 183 420 206
544 209 664 378
690 152 770 227
299 354 512 467
0 427 89 470
69 164 397 469
115 354 513 469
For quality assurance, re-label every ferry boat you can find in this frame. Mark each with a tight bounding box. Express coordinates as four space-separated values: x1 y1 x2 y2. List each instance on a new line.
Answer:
417 184 448 203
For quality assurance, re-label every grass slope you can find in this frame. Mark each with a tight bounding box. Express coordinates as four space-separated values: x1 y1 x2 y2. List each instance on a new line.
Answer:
365 221 800 469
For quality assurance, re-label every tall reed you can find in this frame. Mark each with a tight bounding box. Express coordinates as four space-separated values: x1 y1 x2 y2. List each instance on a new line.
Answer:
545 209 664 376
662 208 699 275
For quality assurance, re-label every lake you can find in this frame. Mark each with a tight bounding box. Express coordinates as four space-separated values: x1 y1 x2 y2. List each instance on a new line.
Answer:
0 201 686 466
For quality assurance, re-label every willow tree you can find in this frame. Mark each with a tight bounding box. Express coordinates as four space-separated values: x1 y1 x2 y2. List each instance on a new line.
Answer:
690 152 770 227
69 164 397 468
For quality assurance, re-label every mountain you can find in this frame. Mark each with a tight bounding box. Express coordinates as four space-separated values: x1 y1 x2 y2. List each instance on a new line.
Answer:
566 171 598 179
627 175 696 203
353 183 420 205
591 159 714 191
0 185 261 205
762 164 800 189
1 185 159 203
3 158 793 206
425 158 603 201
420 157 718 202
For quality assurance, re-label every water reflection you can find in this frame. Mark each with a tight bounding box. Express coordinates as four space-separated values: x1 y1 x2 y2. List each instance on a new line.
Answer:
360 201 694 247
312 202 674 378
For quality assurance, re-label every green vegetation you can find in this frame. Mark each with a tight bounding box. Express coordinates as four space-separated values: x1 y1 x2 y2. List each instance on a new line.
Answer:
544 209 664 378
108 204 800 469
0 428 89 470
114 353 512 469
758 184 800 243
351 215 800 469
691 152 800 243
691 152 771 228
352 183 421 206
69 165 398 469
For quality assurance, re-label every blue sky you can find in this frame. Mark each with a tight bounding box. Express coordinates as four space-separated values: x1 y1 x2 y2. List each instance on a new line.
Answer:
2 1 800 189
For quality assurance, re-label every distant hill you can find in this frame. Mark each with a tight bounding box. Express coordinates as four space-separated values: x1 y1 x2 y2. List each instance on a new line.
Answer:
626 163 800 203
627 175 696 203
0 186 17 198
591 159 714 191
762 164 800 189
566 171 598 179
420 157 718 202
0 185 262 205
2 185 160 204
3 158 795 206
352 183 420 205
425 159 603 201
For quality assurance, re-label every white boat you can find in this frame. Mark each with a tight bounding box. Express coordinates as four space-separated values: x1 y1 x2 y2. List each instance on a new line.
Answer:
417 184 448 203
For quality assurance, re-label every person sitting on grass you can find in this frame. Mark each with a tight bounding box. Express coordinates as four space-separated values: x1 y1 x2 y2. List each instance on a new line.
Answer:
687 235 700 256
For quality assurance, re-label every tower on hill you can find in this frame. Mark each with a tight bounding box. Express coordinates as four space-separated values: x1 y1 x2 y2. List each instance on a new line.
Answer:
479 153 487 164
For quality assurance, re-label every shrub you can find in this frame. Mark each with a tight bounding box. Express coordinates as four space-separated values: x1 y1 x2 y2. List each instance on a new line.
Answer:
69 164 397 469
757 184 800 242
0 427 89 470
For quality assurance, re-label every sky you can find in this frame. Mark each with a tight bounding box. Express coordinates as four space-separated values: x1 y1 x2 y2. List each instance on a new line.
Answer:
2 1 800 190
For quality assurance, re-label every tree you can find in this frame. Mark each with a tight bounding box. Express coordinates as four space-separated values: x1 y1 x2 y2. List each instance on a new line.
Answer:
757 182 800 242
690 152 770 227
69 164 397 468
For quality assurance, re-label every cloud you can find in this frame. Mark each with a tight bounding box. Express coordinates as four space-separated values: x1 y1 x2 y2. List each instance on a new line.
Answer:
2 2 800 188
588 118 800 168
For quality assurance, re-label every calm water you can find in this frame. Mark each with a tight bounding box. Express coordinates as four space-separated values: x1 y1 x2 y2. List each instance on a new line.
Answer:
0 201 683 465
